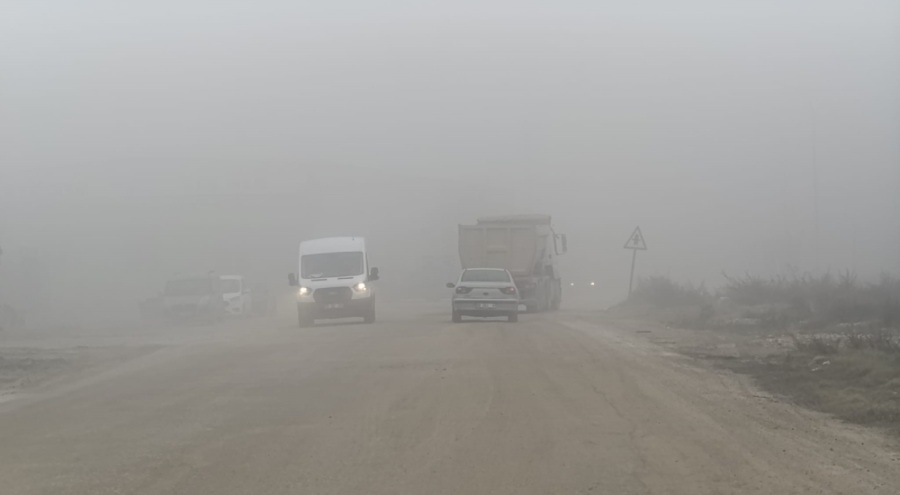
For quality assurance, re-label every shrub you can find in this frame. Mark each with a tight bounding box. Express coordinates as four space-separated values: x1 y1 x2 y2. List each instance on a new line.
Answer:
791 334 841 355
721 271 900 329
845 332 900 354
627 276 711 308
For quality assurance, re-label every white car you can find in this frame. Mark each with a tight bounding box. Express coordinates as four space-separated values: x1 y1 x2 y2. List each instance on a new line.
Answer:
220 275 250 316
288 237 379 327
447 268 520 323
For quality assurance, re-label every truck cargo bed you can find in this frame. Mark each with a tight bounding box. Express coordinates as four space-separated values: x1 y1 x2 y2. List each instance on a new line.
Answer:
458 225 538 277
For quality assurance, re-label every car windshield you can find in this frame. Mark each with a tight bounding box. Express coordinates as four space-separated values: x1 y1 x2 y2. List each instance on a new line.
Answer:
461 269 511 283
301 252 364 278
165 278 211 296
220 279 241 293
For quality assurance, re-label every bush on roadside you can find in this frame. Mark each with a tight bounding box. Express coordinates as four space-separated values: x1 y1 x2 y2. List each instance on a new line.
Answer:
791 334 842 355
721 271 900 330
617 276 714 329
627 275 711 308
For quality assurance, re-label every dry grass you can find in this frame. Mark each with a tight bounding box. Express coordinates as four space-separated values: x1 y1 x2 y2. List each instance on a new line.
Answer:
616 272 900 433
721 271 900 330
751 349 900 428
626 276 712 308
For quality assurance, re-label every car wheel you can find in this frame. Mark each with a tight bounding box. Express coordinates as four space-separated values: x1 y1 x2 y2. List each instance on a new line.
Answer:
508 312 518 323
452 311 462 323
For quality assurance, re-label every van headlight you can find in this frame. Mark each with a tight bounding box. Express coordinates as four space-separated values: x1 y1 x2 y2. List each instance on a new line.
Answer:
353 282 367 292
298 287 311 297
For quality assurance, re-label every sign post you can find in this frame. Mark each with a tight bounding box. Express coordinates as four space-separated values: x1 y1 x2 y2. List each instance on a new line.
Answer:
624 226 647 298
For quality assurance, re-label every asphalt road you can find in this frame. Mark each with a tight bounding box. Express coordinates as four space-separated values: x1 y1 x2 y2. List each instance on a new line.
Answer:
1 304 898 494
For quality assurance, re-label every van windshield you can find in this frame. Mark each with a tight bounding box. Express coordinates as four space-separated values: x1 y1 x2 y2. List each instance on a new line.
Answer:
165 278 212 296
302 252 364 279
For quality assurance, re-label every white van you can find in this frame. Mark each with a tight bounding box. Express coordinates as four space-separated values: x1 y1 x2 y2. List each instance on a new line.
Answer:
288 237 379 327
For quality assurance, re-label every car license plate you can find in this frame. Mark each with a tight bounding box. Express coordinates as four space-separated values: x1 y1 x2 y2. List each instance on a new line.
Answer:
326 303 343 309
478 303 495 309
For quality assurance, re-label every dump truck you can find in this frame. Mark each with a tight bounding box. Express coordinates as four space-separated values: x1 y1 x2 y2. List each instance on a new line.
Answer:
458 215 567 312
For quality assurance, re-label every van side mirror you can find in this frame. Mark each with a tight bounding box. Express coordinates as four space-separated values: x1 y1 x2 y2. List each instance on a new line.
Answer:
369 267 380 281
446 282 455 289
288 273 298 286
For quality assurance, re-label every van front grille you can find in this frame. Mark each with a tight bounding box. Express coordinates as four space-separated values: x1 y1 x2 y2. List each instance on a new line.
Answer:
313 287 352 304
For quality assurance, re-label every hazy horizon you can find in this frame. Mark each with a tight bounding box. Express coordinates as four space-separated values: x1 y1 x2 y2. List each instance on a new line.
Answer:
2 1 898 323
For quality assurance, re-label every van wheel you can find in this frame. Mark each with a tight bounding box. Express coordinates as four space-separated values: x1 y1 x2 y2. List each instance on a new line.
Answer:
508 312 518 323
364 306 376 324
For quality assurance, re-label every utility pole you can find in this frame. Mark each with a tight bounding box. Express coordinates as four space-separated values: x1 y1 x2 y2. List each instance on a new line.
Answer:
809 102 821 272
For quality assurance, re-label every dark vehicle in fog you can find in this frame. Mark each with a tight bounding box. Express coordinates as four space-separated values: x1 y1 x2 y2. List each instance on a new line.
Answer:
162 273 225 323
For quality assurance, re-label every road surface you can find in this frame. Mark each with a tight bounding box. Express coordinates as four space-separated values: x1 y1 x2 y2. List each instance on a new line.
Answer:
1 304 898 494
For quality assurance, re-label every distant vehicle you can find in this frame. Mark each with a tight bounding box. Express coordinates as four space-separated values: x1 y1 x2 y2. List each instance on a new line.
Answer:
458 215 567 312
288 237 379 327
162 273 225 323
447 268 520 323
220 275 250 316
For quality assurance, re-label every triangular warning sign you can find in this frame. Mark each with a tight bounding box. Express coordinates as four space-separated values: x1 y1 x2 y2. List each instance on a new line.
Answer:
623 226 647 250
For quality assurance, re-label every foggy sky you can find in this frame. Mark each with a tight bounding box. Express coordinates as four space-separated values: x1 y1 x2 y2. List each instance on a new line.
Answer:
2 1 899 321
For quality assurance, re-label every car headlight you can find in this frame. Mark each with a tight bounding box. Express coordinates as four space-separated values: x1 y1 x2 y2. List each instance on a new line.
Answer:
353 282 367 292
298 287 311 296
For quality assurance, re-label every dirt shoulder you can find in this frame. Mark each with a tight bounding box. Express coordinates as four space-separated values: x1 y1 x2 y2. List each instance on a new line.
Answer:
584 308 900 437
0 345 159 403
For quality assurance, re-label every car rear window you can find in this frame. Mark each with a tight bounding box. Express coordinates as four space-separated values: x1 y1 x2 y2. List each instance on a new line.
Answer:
461 270 511 282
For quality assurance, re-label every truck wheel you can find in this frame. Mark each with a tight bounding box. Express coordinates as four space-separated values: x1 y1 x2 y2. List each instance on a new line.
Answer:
452 311 462 323
507 312 518 323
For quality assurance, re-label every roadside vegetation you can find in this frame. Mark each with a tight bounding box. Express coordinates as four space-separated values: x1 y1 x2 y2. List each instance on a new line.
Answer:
610 271 900 432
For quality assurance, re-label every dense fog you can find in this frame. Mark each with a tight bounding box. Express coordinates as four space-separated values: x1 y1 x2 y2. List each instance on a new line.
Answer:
2 1 898 326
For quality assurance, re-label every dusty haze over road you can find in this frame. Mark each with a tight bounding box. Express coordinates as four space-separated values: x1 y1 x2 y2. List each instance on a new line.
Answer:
1 3 899 493
2 1 899 323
